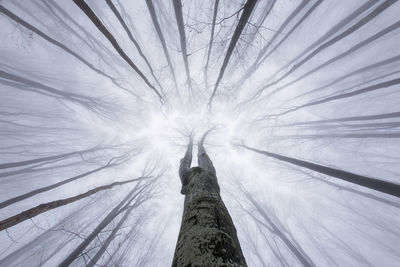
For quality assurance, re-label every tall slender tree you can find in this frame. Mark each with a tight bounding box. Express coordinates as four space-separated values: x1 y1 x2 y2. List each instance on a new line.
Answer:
208 0 258 107
72 0 165 104
204 0 219 89
145 0 179 94
238 143 400 198
172 0 192 94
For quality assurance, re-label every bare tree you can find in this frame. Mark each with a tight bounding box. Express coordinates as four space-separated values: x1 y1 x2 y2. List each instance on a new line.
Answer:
238 143 400 197
173 132 247 266
265 0 392 91
0 152 134 209
208 0 258 107
0 70 113 116
172 0 192 94
0 5 134 96
1 1 400 266
72 0 165 104
105 0 166 96
278 112 400 130
59 178 155 266
0 176 149 231
291 54 400 100
235 0 322 98
235 180 316 267
145 0 179 94
263 19 400 99
203 0 219 89
0 146 101 170
271 78 400 117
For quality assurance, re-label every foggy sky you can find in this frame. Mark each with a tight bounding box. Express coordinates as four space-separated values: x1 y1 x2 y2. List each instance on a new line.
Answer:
1 0 400 266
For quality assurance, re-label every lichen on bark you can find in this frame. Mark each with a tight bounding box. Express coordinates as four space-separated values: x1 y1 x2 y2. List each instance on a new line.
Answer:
172 167 247 266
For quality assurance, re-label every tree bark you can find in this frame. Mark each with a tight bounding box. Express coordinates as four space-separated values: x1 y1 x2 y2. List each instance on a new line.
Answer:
173 167 247 266
173 134 247 266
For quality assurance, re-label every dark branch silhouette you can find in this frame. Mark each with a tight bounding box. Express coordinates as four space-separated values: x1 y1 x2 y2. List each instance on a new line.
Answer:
238 143 400 198
172 0 192 93
0 176 148 231
272 78 400 117
72 0 165 104
145 0 179 94
208 0 258 107
0 5 135 96
59 180 153 266
204 0 219 88
105 0 166 97
278 112 400 127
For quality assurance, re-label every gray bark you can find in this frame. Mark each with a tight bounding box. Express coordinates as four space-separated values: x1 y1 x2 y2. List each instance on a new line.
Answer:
173 133 247 266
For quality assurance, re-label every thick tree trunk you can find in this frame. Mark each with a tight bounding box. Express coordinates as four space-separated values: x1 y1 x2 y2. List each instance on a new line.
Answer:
173 167 247 266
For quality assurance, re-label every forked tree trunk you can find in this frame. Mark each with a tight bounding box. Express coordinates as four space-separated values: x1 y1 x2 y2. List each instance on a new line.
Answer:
173 134 247 266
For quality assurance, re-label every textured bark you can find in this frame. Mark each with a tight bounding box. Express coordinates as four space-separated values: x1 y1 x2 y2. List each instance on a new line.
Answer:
173 132 246 265
173 167 247 266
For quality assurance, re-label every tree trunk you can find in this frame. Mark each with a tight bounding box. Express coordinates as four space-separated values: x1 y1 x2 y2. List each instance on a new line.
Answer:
239 143 400 198
172 166 247 266
208 0 258 107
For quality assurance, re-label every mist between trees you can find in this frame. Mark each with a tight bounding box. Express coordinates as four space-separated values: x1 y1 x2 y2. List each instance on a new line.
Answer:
1 0 400 266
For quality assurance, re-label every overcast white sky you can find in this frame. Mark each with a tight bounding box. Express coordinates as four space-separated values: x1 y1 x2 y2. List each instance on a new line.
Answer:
1 0 400 266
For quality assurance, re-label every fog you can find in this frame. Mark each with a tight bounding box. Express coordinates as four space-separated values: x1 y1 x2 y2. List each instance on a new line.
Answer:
1 0 400 266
